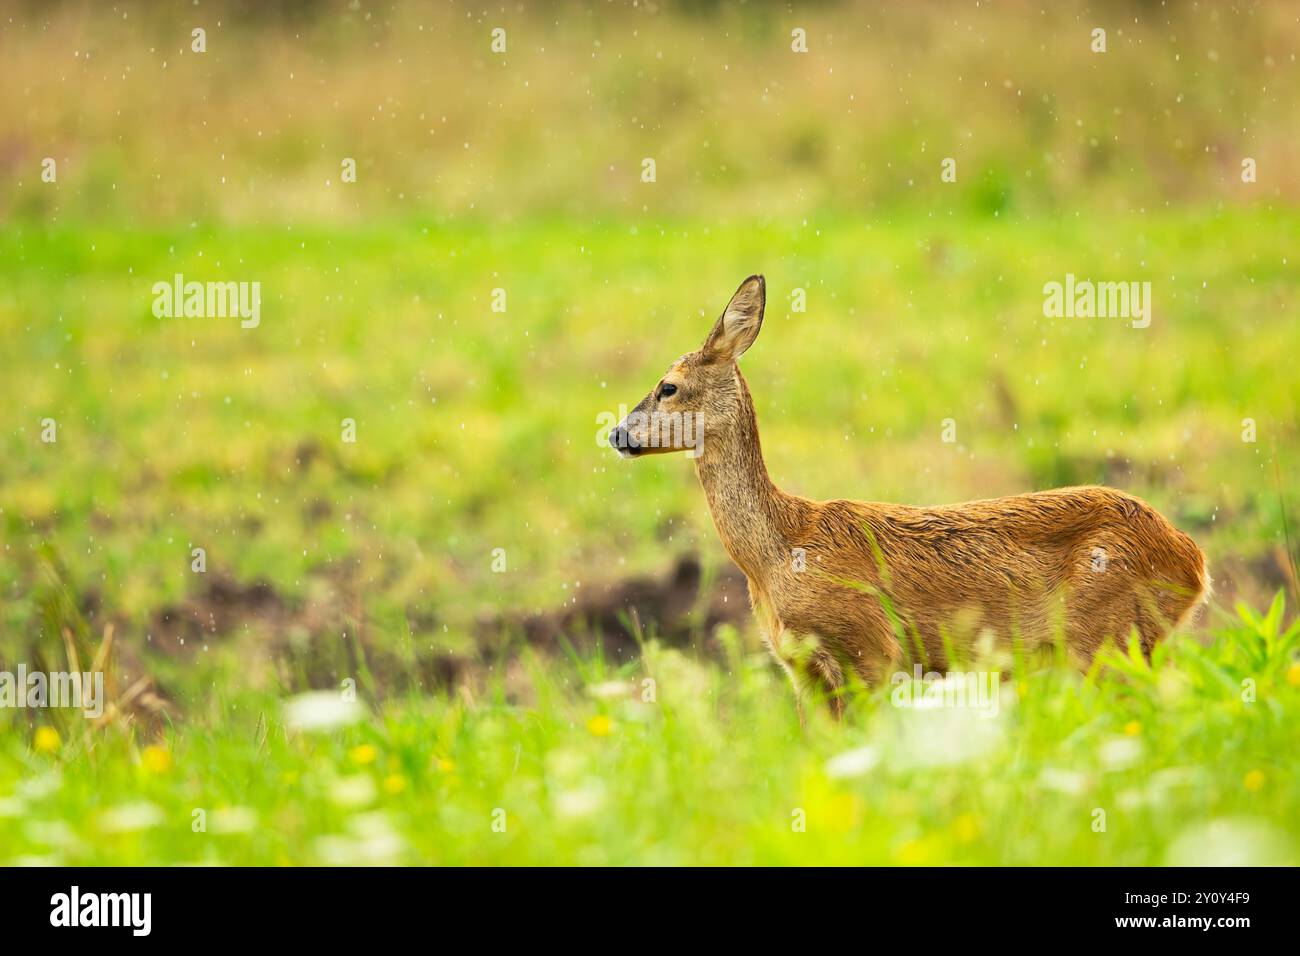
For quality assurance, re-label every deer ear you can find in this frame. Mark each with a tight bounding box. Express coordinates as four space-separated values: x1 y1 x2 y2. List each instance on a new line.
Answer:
702 275 765 363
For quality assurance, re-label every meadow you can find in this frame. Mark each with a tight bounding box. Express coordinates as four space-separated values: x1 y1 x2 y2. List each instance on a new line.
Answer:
1 597 1297 866
1 2 1298 865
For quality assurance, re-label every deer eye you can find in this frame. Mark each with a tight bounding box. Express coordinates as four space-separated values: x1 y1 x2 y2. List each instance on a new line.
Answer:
659 383 678 398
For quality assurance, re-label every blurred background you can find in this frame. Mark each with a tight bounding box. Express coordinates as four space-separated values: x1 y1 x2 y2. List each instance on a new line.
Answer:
3 0 1295 651
0 1 1297 865
5 1 1299 222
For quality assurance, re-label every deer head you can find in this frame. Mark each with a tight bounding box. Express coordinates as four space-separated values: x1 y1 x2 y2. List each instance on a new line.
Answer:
608 275 766 460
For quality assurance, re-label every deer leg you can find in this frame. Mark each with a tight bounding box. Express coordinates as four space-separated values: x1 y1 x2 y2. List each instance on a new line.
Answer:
810 648 846 720
769 631 847 722
772 650 805 726
760 614 807 725
784 635 847 720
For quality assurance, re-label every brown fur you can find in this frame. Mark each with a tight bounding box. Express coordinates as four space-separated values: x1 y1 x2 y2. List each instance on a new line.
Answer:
611 276 1208 714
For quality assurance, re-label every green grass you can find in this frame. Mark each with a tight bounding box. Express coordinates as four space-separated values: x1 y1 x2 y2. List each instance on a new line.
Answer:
3 599 1298 866
1 207 1298 864
2 209 1296 632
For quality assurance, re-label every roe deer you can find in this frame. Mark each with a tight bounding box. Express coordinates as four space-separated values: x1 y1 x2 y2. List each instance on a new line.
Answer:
608 275 1209 717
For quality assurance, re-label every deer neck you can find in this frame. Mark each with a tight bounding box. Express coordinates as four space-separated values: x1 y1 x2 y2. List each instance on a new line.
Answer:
692 367 792 583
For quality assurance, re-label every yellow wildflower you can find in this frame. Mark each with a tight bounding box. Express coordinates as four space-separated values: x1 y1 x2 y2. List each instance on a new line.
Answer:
140 745 172 773
33 727 61 754
349 744 378 765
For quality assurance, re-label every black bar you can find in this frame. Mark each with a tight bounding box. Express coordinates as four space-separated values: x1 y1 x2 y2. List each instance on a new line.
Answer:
0 867 1290 941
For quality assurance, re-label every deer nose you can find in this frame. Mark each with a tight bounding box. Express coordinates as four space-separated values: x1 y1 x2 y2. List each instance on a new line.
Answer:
609 426 641 456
